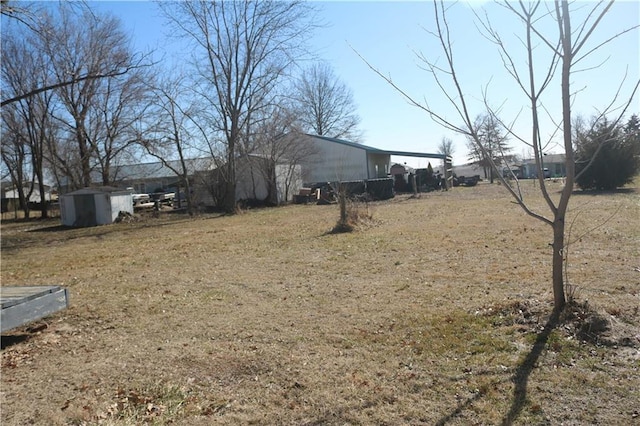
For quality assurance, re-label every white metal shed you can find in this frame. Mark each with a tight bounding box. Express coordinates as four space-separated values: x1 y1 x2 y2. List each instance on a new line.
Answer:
60 187 133 227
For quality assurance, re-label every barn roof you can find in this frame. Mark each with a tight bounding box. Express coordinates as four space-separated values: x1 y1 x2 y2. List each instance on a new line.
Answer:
306 134 447 160
111 158 216 181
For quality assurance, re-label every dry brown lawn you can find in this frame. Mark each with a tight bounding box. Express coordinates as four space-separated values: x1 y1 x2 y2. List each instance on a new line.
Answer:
1 181 639 425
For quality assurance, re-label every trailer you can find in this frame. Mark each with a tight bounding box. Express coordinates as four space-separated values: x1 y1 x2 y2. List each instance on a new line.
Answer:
1 286 70 333
150 191 175 207
132 193 151 206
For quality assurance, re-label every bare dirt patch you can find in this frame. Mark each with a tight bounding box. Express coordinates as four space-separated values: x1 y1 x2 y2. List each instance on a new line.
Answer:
2 181 639 425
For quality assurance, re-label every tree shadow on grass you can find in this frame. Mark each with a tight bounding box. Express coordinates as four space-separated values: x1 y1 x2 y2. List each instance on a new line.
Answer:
571 187 637 196
499 309 560 426
435 389 494 426
435 308 561 426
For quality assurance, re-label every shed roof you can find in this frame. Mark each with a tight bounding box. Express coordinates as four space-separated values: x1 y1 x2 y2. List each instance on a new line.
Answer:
63 187 132 196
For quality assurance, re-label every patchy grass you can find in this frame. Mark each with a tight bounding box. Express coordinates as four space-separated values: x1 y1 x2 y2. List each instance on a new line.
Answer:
1 181 639 425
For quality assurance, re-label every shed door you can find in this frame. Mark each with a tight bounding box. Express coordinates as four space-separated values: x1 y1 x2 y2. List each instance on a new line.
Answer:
73 194 97 227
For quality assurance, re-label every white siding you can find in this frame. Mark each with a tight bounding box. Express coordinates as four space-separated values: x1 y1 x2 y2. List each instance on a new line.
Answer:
235 157 300 204
4 188 51 202
236 159 269 201
109 194 133 222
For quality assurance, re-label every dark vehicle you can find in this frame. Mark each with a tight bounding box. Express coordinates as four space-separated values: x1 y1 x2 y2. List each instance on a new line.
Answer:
453 175 479 187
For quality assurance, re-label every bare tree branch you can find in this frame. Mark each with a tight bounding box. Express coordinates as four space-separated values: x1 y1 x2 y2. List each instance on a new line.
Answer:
571 0 614 57
1 65 146 107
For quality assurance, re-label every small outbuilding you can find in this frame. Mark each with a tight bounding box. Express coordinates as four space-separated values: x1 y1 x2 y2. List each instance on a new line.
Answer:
60 187 133 227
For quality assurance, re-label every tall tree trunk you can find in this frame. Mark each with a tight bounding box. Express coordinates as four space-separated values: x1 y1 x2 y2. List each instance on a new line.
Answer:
101 161 110 186
36 172 48 219
17 186 29 219
77 124 92 188
338 183 347 226
551 218 566 310
268 164 278 205
184 179 194 216
550 0 576 312
224 140 236 213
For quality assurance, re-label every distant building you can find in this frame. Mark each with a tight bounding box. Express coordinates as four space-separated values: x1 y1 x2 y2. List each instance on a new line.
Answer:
1 183 53 214
54 135 452 209
521 154 566 178
231 155 303 205
297 134 446 186
453 154 567 181
452 163 484 179
2 184 52 203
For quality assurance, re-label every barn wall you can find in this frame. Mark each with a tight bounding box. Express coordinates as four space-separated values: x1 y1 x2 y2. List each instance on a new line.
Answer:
302 138 368 184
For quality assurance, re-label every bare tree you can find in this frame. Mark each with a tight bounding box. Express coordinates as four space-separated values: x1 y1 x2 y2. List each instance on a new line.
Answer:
36 4 143 189
437 136 455 158
87 67 151 187
160 0 314 212
466 113 512 183
1 108 32 217
1 24 56 218
293 62 362 141
359 0 639 311
141 74 203 215
249 103 317 204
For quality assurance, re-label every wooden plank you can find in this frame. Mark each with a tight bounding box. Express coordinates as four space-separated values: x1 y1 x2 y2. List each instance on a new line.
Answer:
1 286 70 333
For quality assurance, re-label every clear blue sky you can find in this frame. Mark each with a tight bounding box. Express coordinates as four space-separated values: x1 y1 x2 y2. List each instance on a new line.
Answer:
92 0 639 167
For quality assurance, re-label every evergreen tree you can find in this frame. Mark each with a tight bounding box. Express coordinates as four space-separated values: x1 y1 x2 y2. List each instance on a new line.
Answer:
575 115 640 190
